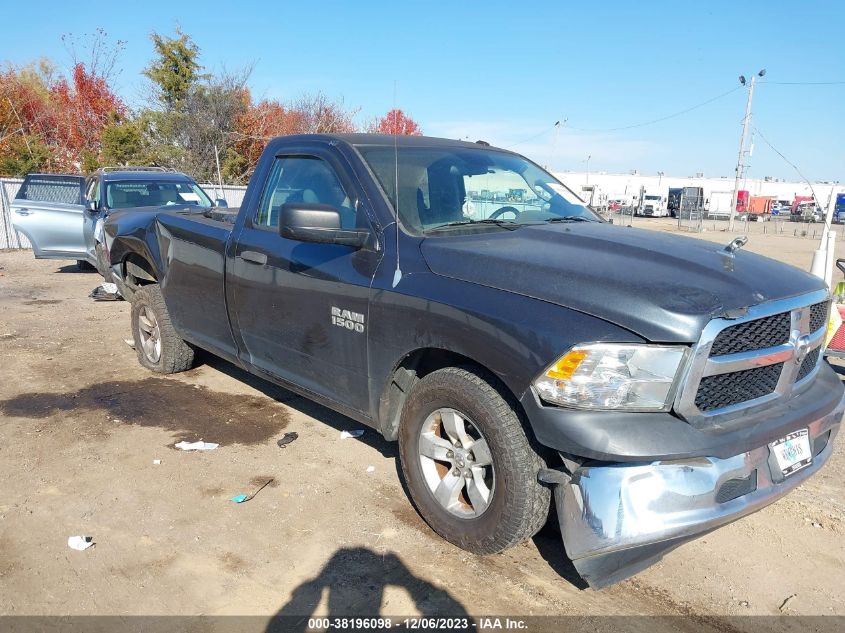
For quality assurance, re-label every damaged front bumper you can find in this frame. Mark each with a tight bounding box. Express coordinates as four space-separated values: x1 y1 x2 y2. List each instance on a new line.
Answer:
554 392 844 589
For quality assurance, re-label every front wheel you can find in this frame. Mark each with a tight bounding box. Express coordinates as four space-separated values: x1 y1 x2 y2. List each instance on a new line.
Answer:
398 366 550 554
130 284 194 374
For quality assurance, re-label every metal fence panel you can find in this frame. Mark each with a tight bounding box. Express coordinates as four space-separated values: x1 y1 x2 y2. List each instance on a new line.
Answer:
1 178 28 249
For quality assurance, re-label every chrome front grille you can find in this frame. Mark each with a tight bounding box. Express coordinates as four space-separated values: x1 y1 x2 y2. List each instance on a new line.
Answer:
676 291 830 423
797 347 821 382
694 363 784 412
810 301 830 332
709 311 791 356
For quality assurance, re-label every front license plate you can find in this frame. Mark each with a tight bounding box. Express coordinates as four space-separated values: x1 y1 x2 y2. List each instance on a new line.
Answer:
770 429 812 477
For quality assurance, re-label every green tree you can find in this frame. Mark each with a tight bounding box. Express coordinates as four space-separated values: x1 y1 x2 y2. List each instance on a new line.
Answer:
143 28 204 111
100 115 143 165
0 134 50 176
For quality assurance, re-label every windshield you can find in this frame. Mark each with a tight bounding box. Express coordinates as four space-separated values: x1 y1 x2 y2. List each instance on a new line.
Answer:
105 180 213 210
645 195 661 200
357 146 599 233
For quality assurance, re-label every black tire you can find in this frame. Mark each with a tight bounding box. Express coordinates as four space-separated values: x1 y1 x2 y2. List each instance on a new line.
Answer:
130 284 194 374
398 366 550 554
95 242 113 282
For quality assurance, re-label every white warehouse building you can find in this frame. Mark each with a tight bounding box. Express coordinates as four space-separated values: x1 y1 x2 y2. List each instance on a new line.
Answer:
553 170 844 210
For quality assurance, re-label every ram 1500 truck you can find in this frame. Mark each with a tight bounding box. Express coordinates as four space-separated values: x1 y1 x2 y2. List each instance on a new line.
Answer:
103 134 844 588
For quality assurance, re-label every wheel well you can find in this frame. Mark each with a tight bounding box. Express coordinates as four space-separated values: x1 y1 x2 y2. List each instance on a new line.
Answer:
377 348 523 442
124 255 157 286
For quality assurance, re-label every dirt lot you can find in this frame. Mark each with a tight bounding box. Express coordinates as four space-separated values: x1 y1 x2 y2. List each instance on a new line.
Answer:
1 223 844 630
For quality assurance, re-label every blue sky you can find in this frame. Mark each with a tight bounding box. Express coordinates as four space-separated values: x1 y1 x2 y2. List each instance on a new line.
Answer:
3 0 843 180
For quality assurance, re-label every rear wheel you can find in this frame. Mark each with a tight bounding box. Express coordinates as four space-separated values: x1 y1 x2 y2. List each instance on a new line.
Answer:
131 285 194 374
398 366 550 554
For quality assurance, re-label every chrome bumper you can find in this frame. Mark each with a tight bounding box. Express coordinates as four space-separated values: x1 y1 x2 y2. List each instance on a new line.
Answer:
557 392 844 588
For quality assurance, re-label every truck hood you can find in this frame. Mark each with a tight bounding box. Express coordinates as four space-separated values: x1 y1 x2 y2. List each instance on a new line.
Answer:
419 223 827 342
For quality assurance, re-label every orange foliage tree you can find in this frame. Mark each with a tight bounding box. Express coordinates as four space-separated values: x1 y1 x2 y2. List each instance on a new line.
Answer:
367 108 422 136
49 63 126 170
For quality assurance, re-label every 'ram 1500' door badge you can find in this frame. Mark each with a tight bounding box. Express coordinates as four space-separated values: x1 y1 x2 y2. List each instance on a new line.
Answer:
331 306 365 333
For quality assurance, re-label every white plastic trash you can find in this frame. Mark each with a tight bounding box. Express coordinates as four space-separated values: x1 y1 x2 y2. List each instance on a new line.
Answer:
68 536 94 551
174 440 219 451
340 430 365 439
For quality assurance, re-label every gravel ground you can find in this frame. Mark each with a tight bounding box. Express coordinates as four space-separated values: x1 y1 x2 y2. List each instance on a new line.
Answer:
1 223 844 631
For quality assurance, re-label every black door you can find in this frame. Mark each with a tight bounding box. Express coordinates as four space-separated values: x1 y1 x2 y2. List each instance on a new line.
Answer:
230 151 381 414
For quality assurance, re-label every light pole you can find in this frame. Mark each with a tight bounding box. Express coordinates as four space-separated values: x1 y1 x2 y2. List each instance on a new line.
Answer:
585 154 591 186
729 69 765 231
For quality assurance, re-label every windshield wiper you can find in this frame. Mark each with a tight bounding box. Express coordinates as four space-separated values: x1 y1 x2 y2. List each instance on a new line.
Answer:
544 216 597 223
425 218 522 232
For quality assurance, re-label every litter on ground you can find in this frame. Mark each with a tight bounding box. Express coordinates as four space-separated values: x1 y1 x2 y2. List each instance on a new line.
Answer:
231 477 274 504
366 466 375 473
67 536 94 551
89 283 121 301
174 440 219 451
153 459 161 465
124 338 135 349
340 430 365 439
276 432 298 448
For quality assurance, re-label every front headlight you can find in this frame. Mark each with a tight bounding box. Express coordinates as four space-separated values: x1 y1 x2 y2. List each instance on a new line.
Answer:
533 343 686 411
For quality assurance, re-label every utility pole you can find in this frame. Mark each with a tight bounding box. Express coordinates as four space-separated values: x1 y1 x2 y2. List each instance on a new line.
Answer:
213 142 226 203
729 69 765 231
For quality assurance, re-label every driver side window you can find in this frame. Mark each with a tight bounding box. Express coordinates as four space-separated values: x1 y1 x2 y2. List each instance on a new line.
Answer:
255 156 358 230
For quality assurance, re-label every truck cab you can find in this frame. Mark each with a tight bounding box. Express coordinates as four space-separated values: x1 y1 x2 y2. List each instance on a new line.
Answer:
640 193 667 217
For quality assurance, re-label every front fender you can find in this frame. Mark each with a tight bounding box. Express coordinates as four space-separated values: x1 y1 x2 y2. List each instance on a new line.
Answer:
367 272 643 435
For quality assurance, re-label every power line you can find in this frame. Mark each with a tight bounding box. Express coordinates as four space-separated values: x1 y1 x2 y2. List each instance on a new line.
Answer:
506 85 743 148
753 124 829 230
752 125 814 186
568 85 743 132
506 123 560 148
760 81 845 85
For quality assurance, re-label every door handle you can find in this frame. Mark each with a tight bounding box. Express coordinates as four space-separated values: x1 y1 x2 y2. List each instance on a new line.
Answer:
15 208 31 215
240 250 267 265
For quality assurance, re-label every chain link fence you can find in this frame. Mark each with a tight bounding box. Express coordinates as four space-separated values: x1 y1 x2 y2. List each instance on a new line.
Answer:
0 178 247 250
675 212 838 240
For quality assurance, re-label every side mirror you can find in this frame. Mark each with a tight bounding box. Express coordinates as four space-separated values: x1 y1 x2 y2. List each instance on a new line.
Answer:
215 198 228 208
279 203 369 248
87 200 98 213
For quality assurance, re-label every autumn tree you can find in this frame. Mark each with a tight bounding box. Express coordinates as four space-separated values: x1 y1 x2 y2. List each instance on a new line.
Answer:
224 95 306 183
0 62 56 174
294 92 358 134
367 109 422 136
0 31 126 175
50 62 126 170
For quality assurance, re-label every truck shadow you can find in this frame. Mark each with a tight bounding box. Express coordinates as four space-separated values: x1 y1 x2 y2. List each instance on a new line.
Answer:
196 352 589 590
195 351 400 460
266 546 471 631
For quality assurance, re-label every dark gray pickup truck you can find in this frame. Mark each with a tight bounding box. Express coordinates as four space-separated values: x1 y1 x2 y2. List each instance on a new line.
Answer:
103 133 843 588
